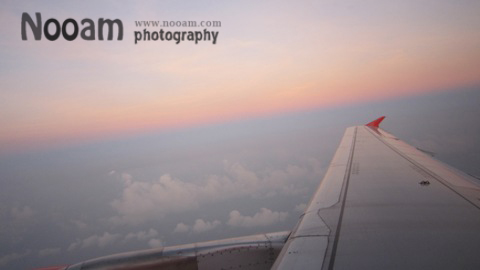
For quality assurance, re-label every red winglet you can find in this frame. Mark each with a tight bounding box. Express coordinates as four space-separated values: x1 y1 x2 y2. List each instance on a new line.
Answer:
366 116 385 128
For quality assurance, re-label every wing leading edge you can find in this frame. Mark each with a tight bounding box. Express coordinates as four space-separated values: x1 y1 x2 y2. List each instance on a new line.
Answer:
273 117 480 269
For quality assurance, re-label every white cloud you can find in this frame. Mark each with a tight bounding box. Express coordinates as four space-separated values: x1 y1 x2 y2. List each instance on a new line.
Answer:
227 208 288 228
121 172 133 184
87 232 118 248
68 229 160 252
192 219 221 233
71 219 87 230
11 206 33 221
124 229 158 241
173 222 189 233
148 238 164 248
68 232 120 251
110 160 320 225
110 173 202 225
172 219 220 234
38 247 61 257
294 203 307 212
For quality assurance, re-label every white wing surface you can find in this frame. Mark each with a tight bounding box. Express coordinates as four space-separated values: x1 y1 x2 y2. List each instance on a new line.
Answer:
273 117 480 269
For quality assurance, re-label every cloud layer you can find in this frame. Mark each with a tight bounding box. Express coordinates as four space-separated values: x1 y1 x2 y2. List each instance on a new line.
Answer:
110 160 319 225
173 219 221 234
68 232 120 251
193 219 221 233
68 229 161 251
227 208 288 228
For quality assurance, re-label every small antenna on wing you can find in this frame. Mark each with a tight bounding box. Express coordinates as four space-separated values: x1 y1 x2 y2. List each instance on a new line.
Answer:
366 116 385 128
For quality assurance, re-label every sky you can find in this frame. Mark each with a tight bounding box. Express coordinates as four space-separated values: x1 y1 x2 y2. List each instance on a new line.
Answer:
0 1 480 269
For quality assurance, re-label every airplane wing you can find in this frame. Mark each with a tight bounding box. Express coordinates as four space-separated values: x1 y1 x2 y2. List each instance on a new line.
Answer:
272 116 480 269
38 117 480 270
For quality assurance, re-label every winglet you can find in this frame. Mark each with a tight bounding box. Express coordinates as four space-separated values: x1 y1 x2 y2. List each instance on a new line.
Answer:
366 116 385 128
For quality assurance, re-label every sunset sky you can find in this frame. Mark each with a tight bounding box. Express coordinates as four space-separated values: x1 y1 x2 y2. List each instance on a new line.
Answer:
1 1 480 269
1 0 479 153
